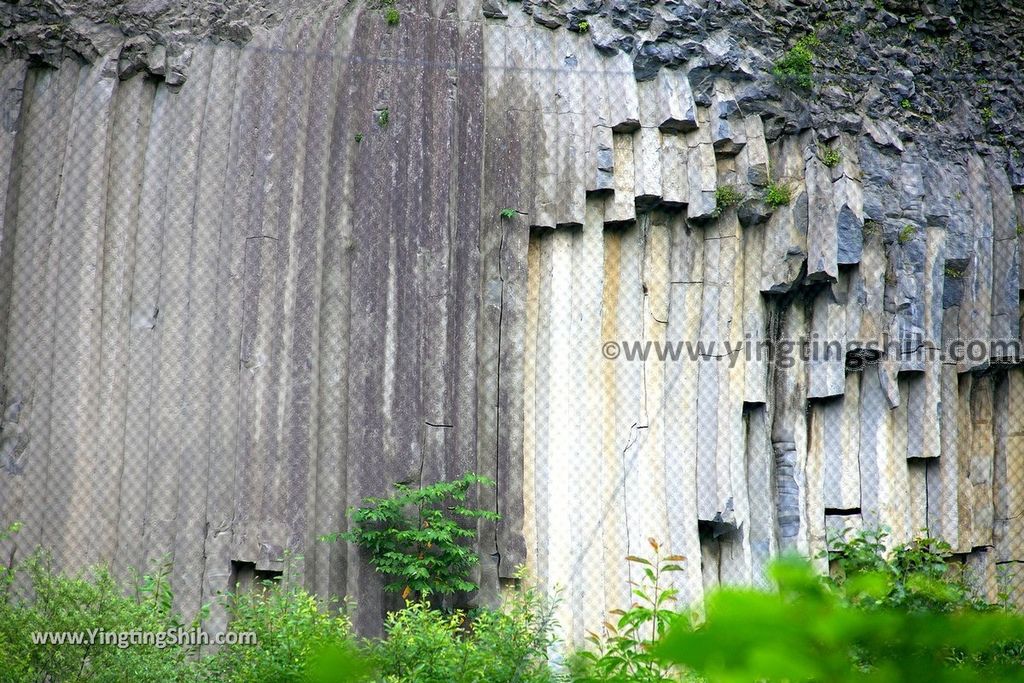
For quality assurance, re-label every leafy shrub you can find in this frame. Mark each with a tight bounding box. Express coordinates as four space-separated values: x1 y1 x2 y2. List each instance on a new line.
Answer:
570 539 687 683
711 185 744 218
0 553 196 682
899 224 916 244
372 576 558 683
819 145 842 167
659 532 1024 682
824 528 979 613
201 583 363 683
380 0 400 25
763 182 791 208
772 35 820 90
325 473 499 600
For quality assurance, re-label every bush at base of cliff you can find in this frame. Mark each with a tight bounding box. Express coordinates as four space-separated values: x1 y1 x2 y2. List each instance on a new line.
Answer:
200 584 363 683
657 531 1024 683
370 576 559 683
0 552 197 682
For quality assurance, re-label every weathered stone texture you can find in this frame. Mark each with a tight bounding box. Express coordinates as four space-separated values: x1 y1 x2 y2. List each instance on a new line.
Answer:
1 0 1024 644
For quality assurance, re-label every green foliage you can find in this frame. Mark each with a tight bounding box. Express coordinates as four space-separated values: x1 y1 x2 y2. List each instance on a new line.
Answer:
981 107 994 123
570 539 687 683
763 182 792 208
201 583 363 683
500 208 519 219
824 528 980 612
772 35 820 90
863 220 882 237
901 98 912 110
325 473 499 600
899 224 917 244
578 20 590 33
819 145 842 168
659 530 1024 682
372 574 558 683
1 520 20 542
377 108 390 128
711 185 744 218
0 553 196 682
354 133 364 143
379 0 400 25
945 264 966 278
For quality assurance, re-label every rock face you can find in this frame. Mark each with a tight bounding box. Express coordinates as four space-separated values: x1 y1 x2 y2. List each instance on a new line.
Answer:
0 0 1023 638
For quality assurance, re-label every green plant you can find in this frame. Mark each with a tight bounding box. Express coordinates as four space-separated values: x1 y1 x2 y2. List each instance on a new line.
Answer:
203 582 366 683
570 539 686 682
372 571 558 683
820 145 842 167
500 208 519 219
0 521 20 594
0 552 197 682
324 473 499 600
377 108 390 128
578 20 590 33
981 107 994 123
354 133 364 143
1017 223 1024 236
0 520 20 542
772 34 820 90
712 185 744 218
863 220 882 237
899 224 917 244
764 182 792 207
657 553 1024 682
945 264 966 278
823 528 988 614
901 98 912 110
384 7 400 25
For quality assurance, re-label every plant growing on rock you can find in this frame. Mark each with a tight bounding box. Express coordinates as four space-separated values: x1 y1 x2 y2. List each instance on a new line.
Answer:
819 145 842 167
764 182 792 207
712 185 744 218
377 108 390 128
323 473 498 601
578 20 590 33
772 34 820 90
944 264 966 279
899 224 917 244
380 0 400 25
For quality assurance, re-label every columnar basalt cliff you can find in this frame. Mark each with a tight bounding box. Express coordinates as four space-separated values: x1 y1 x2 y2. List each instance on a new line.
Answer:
0 0 1022 639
